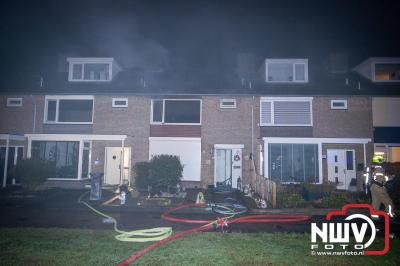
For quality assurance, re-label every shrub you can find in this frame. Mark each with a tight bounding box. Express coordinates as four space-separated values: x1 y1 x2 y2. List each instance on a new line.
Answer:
133 161 151 190
277 191 306 208
11 158 52 190
301 183 335 201
382 162 400 177
134 155 183 193
149 155 183 193
318 192 349 208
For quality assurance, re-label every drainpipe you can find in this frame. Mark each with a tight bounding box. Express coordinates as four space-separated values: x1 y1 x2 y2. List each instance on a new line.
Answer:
30 95 37 133
251 96 254 158
120 138 125 184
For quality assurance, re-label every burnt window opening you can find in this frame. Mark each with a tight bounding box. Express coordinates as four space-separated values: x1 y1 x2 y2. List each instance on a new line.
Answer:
151 99 201 124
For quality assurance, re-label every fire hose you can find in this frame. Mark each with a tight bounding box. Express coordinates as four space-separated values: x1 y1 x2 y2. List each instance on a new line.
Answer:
117 203 311 265
78 192 172 242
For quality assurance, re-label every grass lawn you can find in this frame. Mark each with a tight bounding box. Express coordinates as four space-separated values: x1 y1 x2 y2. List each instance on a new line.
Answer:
0 228 399 265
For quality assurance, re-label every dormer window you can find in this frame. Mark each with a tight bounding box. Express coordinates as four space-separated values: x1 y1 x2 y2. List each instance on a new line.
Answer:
374 63 400 81
67 58 114 82
265 59 308 83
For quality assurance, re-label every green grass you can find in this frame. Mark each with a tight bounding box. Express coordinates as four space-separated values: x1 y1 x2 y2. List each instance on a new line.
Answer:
0 228 399 266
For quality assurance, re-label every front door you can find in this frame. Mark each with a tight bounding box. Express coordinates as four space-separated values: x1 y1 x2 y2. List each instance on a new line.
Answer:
0 146 23 185
104 147 131 185
215 148 242 189
327 149 356 190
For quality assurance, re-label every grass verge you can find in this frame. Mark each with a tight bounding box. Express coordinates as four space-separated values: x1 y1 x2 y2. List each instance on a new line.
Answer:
0 228 399 265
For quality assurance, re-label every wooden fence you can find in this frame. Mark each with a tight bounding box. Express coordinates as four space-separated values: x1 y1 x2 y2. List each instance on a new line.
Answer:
248 159 277 208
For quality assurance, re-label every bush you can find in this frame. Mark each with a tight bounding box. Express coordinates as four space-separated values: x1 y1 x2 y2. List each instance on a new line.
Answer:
382 162 400 177
318 192 349 208
277 191 306 208
11 158 52 190
133 162 151 190
301 183 335 201
134 155 183 194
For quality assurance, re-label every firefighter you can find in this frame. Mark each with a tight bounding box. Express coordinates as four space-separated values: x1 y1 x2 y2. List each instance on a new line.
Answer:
365 155 395 218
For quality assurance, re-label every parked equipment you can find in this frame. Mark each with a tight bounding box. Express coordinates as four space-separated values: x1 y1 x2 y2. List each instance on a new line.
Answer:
90 173 103 200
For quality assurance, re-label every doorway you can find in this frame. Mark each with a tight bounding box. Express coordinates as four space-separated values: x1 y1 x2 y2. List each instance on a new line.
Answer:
214 145 243 189
327 149 356 190
104 147 131 185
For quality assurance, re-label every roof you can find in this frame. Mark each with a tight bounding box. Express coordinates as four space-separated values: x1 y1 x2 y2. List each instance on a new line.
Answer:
1 59 400 96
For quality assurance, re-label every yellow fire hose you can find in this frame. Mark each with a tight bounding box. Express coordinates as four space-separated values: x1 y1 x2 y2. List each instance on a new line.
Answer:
78 191 172 242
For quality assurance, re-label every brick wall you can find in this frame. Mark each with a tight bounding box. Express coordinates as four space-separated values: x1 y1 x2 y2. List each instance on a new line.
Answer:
201 96 259 187
0 95 44 134
92 96 151 169
313 97 373 138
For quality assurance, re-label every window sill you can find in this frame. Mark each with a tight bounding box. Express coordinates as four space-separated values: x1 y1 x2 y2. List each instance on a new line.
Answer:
47 178 80 181
68 79 112 82
43 122 93 125
150 123 202 126
260 124 312 127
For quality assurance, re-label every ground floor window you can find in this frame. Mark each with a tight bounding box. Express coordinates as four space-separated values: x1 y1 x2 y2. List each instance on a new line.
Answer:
375 144 400 163
268 143 319 183
31 141 79 179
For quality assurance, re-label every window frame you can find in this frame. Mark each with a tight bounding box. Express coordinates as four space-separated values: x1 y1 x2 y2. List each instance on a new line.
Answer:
220 99 237 109
112 98 128 108
67 58 113 82
260 97 313 127
267 143 320 184
150 99 202 125
330 99 348 110
372 61 400 83
6 97 23 107
44 95 94 124
265 59 309 83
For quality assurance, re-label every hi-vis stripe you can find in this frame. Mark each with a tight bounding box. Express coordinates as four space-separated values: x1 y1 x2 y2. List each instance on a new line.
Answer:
261 100 312 125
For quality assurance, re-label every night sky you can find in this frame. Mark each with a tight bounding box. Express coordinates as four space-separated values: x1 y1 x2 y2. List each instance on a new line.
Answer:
0 0 399 75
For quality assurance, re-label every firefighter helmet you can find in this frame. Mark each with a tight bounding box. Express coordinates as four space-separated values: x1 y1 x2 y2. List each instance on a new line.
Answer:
372 154 384 164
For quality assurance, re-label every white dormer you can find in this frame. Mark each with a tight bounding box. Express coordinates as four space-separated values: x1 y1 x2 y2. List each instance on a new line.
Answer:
353 57 400 82
67 57 121 82
265 58 308 83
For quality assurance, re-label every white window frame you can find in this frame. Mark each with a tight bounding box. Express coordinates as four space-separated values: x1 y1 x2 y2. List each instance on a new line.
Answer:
220 99 237 109
265 59 309 83
6 98 23 107
67 57 113 82
331 99 348 110
260 97 313 127
263 137 371 185
112 98 128 108
44 95 94 124
150 99 202 125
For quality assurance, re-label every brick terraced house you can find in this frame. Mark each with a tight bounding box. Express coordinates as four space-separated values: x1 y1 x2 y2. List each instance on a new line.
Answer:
1 56 399 192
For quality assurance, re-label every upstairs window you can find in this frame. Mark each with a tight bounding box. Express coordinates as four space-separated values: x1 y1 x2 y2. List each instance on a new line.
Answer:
112 98 128 108
6 98 23 107
220 99 237 109
151 99 201 125
265 59 308 83
331 100 348 110
374 63 400 81
260 97 313 126
44 96 94 124
67 58 113 82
